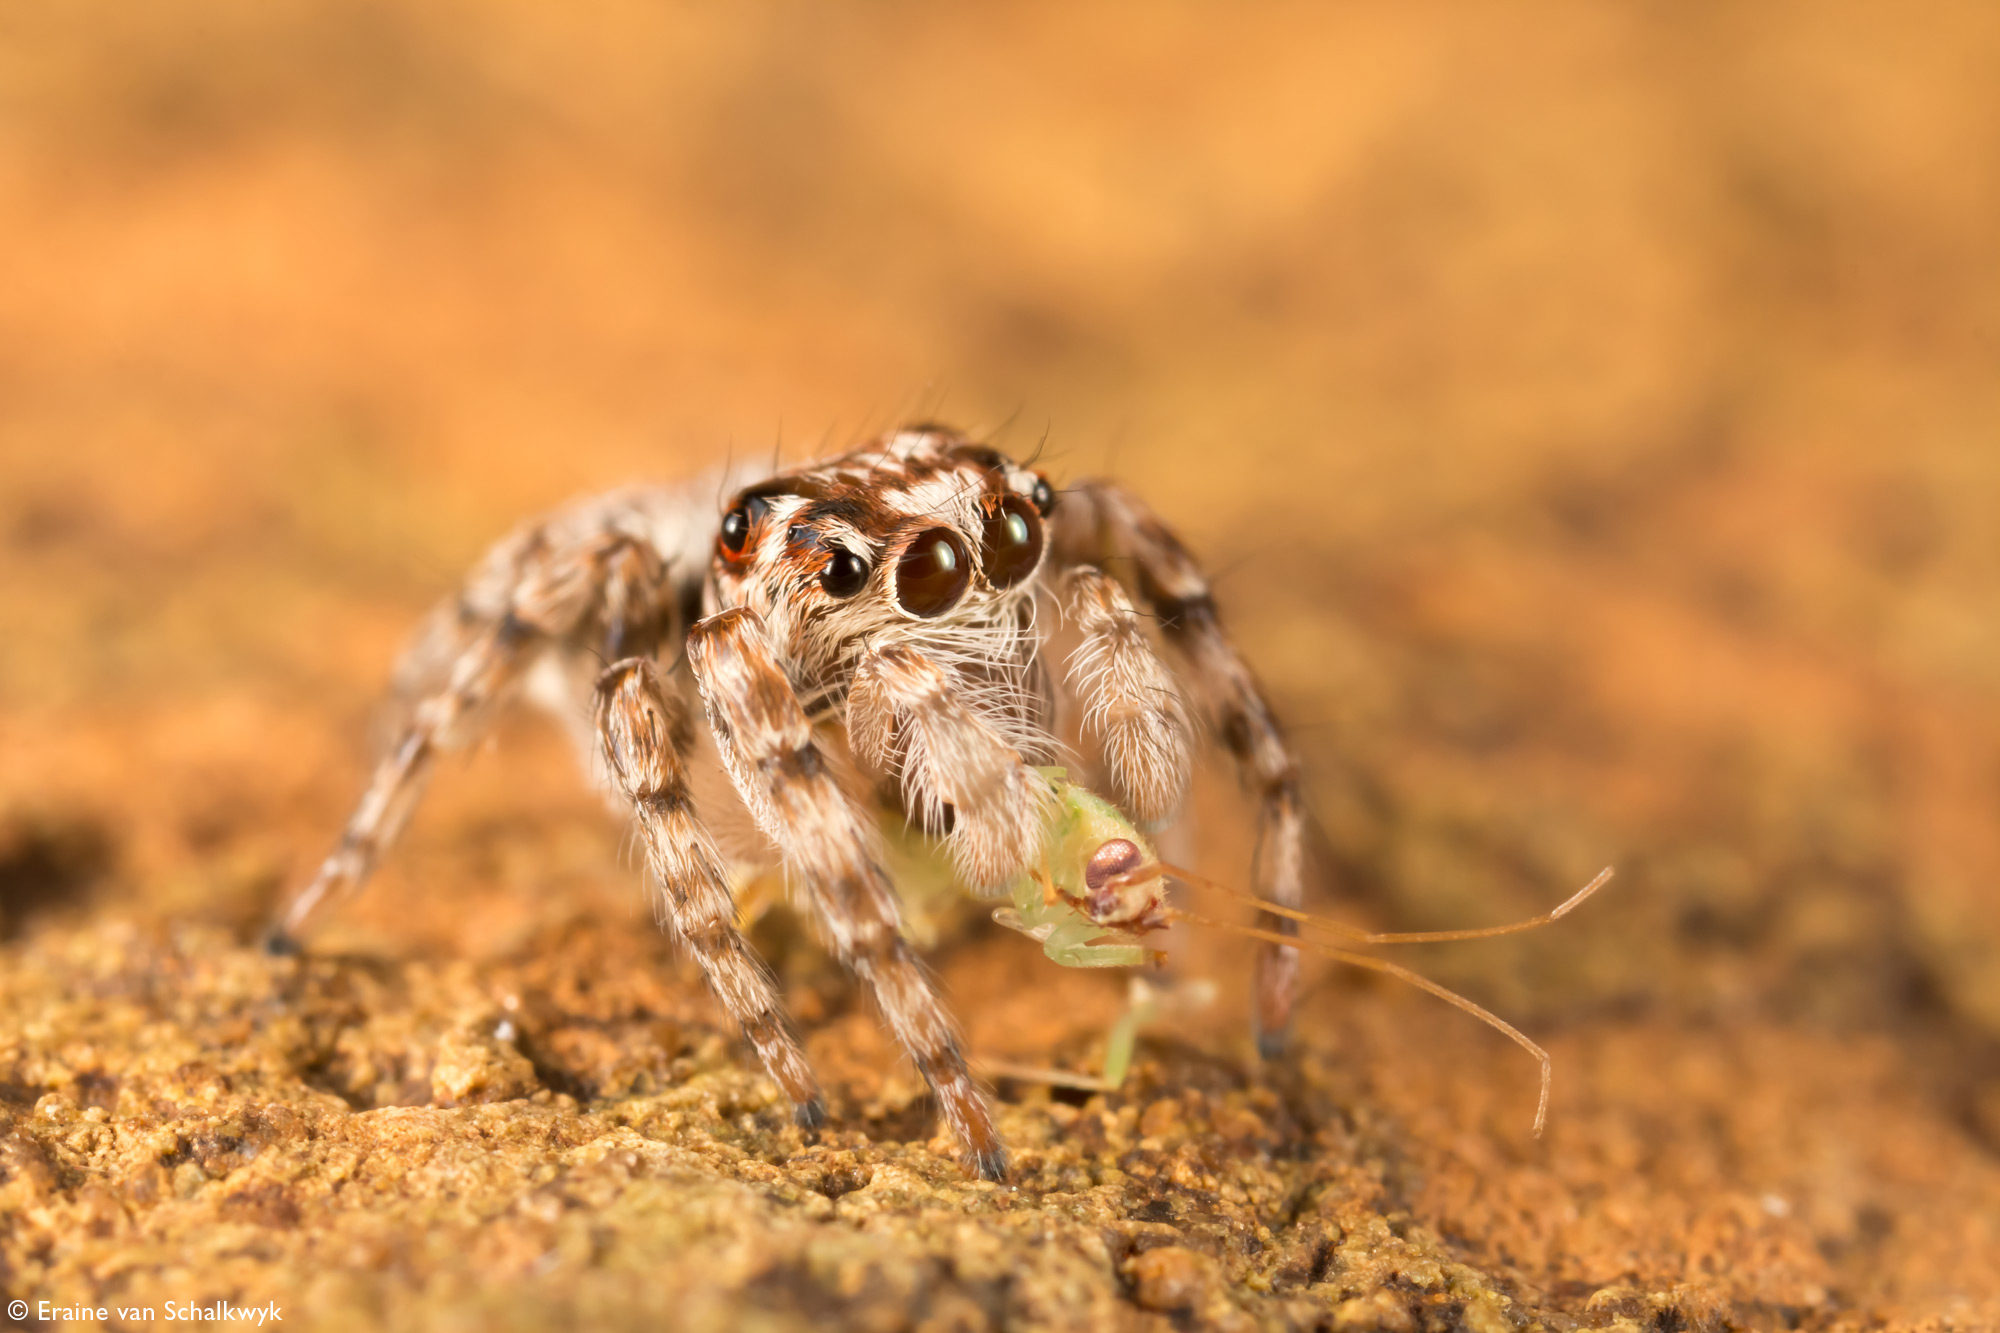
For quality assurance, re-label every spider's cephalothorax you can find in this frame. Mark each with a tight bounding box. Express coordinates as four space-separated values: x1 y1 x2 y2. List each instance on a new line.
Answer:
705 433 1066 883
269 427 1307 1181
708 433 1056 693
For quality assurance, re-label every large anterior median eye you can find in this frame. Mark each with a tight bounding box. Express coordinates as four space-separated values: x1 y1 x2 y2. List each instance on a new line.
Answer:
979 493 1044 588
894 527 971 617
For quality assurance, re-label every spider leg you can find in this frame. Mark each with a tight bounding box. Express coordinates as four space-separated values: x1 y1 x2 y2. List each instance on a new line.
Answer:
268 511 684 949
594 658 826 1126
847 643 1054 892
687 609 1006 1181
266 615 521 949
1054 480 1310 1058
1057 566 1193 827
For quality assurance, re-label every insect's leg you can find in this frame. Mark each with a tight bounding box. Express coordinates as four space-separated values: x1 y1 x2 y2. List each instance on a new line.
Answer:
1053 479 1310 1057
1043 931 1152 969
594 657 826 1126
847 643 1053 892
268 518 681 949
1058 567 1193 826
687 610 1005 1181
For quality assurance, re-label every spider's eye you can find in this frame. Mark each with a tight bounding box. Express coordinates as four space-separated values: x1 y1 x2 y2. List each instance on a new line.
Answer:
894 527 971 618
1030 475 1056 516
717 497 769 562
719 506 751 553
819 547 870 598
980 493 1044 589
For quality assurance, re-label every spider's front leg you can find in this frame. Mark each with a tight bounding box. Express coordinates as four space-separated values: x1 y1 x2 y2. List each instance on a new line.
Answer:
1058 567 1193 828
594 658 826 1127
685 610 1007 1181
1055 481 1310 1058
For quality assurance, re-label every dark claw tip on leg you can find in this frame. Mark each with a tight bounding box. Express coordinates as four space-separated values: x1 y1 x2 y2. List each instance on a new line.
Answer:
793 1096 829 1131
1256 1028 1289 1061
974 1148 1009 1184
262 929 301 957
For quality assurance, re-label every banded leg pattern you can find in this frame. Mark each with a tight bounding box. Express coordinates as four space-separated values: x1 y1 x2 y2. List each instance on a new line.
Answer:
595 657 826 1126
688 609 1006 1180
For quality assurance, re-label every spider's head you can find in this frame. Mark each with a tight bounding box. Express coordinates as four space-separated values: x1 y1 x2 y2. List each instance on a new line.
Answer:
708 427 1057 691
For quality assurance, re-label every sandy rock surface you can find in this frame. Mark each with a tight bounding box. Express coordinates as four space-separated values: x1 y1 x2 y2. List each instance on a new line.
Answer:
4 845 1996 1331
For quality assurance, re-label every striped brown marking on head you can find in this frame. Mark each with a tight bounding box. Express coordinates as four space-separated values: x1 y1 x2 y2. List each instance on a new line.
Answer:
947 442 1010 475
796 495 877 529
738 475 828 503
703 429 1058 731
873 452 949 486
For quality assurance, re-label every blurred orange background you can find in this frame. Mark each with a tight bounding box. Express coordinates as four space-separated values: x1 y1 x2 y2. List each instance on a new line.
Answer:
4 2 2000 1321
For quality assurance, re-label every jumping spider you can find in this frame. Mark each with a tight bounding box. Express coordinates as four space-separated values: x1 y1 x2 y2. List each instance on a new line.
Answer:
269 426 1308 1180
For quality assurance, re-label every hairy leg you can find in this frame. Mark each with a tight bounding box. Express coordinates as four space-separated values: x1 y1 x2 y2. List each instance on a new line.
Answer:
1058 566 1193 828
847 642 1053 892
688 609 1006 1180
269 510 686 949
594 658 826 1126
1054 480 1309 1057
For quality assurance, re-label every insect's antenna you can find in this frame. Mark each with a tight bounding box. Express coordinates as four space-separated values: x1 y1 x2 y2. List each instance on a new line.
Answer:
1159 862 1615 945
1168 907 1554 1136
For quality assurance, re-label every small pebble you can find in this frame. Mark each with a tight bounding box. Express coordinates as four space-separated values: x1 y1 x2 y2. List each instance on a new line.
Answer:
1128 1246 1211 1312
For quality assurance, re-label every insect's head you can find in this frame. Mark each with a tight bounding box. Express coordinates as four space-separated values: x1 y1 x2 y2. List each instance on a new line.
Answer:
1078 836 1170 931
709 427 1057 672
1038 772 1172 933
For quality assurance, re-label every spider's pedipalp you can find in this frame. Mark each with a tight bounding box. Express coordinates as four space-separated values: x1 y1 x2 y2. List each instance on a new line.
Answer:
687 609 1006 1181
849 642 1055 892
1054 480 1311 1058
594 657 825 1125
1060 566 1193 828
